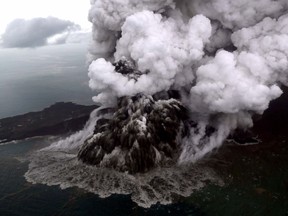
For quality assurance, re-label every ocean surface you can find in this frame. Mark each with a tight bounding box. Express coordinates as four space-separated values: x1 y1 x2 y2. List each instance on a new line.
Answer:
0 138 202 216
0 136 287 216
0 44 94 118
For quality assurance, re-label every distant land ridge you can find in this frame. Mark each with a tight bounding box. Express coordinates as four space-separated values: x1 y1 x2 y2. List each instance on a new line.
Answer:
0 102 98 144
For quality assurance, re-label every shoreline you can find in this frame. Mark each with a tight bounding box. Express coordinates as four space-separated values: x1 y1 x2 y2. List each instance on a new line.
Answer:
0 102 98 144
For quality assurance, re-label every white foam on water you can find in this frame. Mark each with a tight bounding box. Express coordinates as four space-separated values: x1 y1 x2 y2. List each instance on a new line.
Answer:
25 148 222 208
25 108 222 208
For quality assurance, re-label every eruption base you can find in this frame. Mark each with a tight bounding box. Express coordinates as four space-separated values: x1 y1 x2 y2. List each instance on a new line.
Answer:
78 93 188 173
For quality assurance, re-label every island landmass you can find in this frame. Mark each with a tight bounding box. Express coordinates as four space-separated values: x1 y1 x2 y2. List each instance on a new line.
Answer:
0 102 98 144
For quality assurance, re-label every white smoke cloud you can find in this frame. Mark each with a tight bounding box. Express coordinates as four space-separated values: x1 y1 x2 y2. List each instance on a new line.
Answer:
232 14 288 84
191 50 282 114
86 0 288 162
87 0 175 60
185 0 288 29
89 11 211 102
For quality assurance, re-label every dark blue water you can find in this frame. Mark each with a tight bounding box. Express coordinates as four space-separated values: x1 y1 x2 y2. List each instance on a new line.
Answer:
0 138 203 216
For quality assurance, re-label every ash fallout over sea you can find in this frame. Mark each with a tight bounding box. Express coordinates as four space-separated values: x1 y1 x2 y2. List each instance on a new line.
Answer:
25 0 288 207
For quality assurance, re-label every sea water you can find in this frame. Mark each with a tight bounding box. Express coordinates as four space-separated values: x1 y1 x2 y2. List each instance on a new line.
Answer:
0 137 202 216
0 44 94 118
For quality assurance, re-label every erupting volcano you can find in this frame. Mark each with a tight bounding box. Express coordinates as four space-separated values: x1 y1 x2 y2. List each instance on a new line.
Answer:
78 0 288 171
25 0 288 207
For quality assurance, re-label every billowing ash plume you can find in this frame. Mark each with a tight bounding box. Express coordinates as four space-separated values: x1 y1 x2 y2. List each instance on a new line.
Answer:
81 0 288 169
25 0 288 207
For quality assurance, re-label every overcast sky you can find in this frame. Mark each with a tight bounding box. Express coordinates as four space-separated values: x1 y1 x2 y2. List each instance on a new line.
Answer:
0 0 91 33
0 0 91 48
0 0 94 116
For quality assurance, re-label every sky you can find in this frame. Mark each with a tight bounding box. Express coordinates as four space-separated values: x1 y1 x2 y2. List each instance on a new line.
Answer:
0 1 94 117
0 0 92 48
0 0 91 34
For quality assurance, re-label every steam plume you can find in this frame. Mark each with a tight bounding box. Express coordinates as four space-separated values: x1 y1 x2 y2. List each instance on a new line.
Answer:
87 0 288 162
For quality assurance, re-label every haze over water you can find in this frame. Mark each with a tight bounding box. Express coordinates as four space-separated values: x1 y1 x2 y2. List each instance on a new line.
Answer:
0 43 94 118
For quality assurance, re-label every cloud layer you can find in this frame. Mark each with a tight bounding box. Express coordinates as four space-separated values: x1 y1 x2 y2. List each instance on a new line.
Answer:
1 17 80 48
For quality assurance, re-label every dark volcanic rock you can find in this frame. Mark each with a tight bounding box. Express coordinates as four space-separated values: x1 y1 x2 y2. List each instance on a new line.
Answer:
78 94 188 173
113 58 146 80
0 102 98 143
227 129 260 145
78 58 189 173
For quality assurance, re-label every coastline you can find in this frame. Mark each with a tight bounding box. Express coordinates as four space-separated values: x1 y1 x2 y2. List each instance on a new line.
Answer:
0 102 98 144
